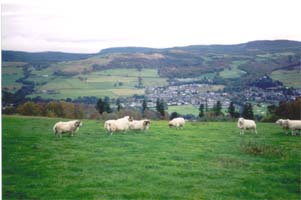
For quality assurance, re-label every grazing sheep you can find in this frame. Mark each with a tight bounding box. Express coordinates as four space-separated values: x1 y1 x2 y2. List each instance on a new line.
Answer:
275 119 290 134
53 120 82 137
129 119 151 132
282 119 301 135
168 117 185 129
104 116 133 135
237 117 257 135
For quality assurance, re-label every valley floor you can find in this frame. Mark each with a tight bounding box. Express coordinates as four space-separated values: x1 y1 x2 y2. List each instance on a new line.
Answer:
2 116 301 199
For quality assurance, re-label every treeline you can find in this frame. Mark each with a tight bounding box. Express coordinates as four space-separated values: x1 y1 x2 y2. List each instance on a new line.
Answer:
4 101 84 119
263 97 301 122
95 97 169 120
4 96 300 122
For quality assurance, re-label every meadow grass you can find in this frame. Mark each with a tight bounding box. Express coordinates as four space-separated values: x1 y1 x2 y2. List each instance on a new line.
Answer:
29 68 167 99
2 65 24 91
2 115 300 200
271 69 301 89
219 61 247 79
168 105 199 116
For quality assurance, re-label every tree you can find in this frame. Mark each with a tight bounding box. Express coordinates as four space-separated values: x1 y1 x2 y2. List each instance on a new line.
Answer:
16 101 41 116
104 96 112 113
142 98 148 113
242 103 254 119
213 101 222 116
116 99 122 112
199 104 204 118
96 98 105 115
170 112 180 120
46 101 64 117
156 98 165 117
156 98 160 113
228 102 236 118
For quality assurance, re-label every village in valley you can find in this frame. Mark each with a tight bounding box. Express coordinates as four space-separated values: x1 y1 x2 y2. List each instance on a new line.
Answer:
121 82 301 113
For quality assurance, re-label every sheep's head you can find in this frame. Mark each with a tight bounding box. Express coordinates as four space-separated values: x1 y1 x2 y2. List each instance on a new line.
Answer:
128 116 134 122
143 120 150 126
75 120 82 127
282 119 289 128
276 119 283 125
237 118 244 127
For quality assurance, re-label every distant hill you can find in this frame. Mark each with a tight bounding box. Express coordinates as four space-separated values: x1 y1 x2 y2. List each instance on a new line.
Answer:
2 40 301 100
98 47 159 54
2 50 95 63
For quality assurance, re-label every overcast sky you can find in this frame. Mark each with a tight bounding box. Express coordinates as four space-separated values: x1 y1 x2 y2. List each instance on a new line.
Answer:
1 0 301 53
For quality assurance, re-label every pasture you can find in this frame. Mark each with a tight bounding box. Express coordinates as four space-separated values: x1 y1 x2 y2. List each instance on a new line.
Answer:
271 69 301 89
2 115 300 199
28 68 167 99
168 104 200 116
219 61 247 79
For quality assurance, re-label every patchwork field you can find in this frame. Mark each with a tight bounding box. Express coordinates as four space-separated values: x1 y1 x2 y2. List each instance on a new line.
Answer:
271 69 301 88
28 68 168 99
168 104 199 116
3 116 300 200
2 62 25 92
219 61 247 79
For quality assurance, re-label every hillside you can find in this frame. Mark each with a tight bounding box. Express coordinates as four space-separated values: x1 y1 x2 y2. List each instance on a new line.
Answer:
2 116 301 199
2 40 301 100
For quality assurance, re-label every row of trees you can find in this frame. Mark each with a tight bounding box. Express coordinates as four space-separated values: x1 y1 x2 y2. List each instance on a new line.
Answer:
8 101 84 119
198 101 254 120
7 96 299 122
95 97 169 119
264 97 301 121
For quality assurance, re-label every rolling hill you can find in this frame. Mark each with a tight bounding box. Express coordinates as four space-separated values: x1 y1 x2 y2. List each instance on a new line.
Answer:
2 40 301 100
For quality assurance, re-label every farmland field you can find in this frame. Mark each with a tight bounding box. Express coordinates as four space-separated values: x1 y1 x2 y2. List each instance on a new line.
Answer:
2 63 24 92
2 115 301 200
219 61 247 79
271 69 301 88
28 68 168 99
168 104 199 116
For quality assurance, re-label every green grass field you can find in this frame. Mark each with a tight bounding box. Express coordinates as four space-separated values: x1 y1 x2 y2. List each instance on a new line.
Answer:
28 68 167 99
2 115 300 199
2 63 24 92
271 69 301 88
219 61 247 79
168 105 199 116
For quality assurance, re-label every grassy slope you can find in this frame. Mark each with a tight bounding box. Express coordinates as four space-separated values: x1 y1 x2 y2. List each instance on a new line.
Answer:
271 69 301 88
2 116 300 200
28 68 167 99
168 105 199 116
219 61 247 79
2 64 24 91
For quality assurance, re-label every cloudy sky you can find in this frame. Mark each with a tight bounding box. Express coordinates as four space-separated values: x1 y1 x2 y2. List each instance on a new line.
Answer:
1 0 301 53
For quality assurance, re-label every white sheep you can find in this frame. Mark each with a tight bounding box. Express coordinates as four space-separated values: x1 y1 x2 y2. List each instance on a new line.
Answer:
275 119 290 134
129 119 151 132
53 120 82 137
237 117 257 135
168 117 185 129
282 119 301 135
104 116 133 135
